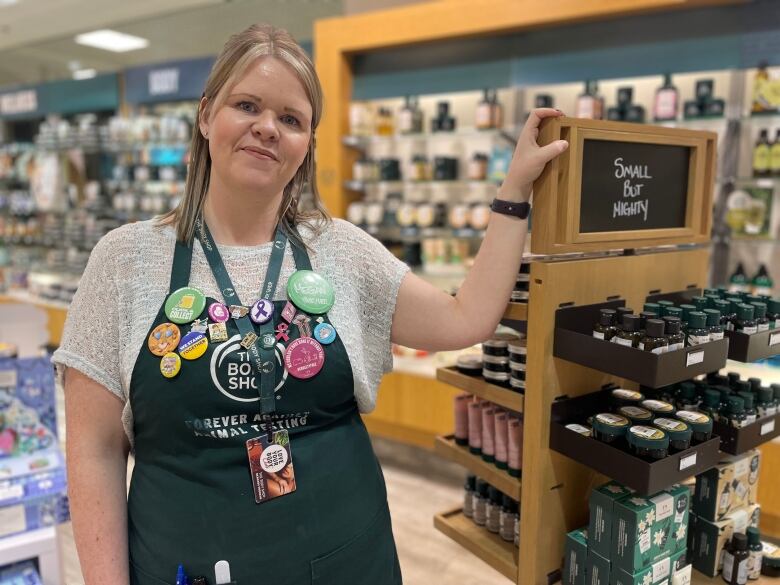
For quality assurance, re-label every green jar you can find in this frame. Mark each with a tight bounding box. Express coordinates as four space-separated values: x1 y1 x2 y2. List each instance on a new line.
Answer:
653 417 693 452
675 410 713 443
627 425 670 460
592 413 631 444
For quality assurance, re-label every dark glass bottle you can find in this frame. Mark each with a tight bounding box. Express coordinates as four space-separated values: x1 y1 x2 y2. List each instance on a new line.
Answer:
593 308 618 341
473 479 488 526
737 392 758 425
748 378 762 394
746 527 763 581
679 304 697 332
701 389 723 422
750 302 770 332
639 311 658 332
758 386 776 417
657 300 675 317
463 475 476 518
639 319 669 354
643 302 661 315
767 298 780 329
727 372 742 390
724 300 741 331
687 311 710 346
724 396 748 429
712 299 731 330
723 532 750 585
664 306 683 322
676 383 699 412
692 296 709 312
735 304 758 334
614 314 642 348
704 308 725 341
616 307 634 323
663 316 685 351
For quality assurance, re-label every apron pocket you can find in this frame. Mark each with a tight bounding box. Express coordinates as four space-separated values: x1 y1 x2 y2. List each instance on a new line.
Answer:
129 560 174 585
310 506 399 585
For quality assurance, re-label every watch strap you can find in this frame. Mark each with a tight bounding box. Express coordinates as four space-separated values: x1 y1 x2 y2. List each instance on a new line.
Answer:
490 198 531 219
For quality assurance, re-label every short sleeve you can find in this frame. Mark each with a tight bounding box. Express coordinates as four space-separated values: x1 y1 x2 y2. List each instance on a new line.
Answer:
337 220 410 374
52 230 125 402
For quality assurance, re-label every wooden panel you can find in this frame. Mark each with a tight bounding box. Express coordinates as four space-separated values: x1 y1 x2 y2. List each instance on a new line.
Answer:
758 441 780 539
518 248 710 585
531 117 717 254
434 507 518 581
435 435 522 500
503 303 528 321
437 367 523 413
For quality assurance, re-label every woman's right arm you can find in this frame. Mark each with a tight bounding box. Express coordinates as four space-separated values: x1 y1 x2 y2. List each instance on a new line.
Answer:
64 367 131 585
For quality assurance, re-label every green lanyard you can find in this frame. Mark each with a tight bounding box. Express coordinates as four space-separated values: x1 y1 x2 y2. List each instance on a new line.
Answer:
195 217 286 415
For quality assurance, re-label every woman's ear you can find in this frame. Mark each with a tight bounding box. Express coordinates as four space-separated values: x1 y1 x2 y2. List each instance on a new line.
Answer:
199 96 210 139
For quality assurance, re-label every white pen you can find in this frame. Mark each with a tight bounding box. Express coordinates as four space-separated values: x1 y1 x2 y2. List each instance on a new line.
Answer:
214 560 231 585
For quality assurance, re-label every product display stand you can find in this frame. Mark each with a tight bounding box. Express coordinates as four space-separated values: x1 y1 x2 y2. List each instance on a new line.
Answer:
0 527 63 585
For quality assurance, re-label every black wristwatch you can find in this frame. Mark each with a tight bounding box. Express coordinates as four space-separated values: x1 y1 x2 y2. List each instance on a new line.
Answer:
490 198 531 220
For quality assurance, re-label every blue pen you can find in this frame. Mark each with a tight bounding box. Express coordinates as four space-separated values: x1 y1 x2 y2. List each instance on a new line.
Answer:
176 564 189 585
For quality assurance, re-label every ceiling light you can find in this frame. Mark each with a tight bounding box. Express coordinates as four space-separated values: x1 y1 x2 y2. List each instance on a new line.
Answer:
75 29 149 53
73 68 97 80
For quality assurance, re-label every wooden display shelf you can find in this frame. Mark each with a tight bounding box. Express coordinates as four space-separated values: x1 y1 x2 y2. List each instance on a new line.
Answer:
503 302 528 321
692 569 774 584
436 367 524 413
433 507 518 581
434 435 521 500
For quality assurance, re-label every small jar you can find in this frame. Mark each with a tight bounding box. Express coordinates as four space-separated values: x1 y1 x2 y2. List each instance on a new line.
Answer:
415 203 437 228
509 377 525 392
611 389 644 410
483 333 520 357
449 204 470 230
640 399 676 419
509 364 525 380
508 339 527 364
410 154 430 182
627 425 670 460
483 369 510 387
469 203 491 230
653 417 693 452
456 354 482 376
433 156 458 181
617 406 654 426
566 424 592 437
482 355 509 373
396 202 417 228
592 413 631 445
346 201 366 225
353 158 376 182
468 153 489 181
675 410 713 443
378 158 402 181
463 475 476 518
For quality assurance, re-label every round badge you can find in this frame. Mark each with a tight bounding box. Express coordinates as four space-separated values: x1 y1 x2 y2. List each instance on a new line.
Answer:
250 299 274 324
178 331 209 360
314 322 337 345
261 332 276 349
165 287 206 324
208 302 230 323
160 352 181 379
284 337 325 379
286 270 335 315
148 323 181 356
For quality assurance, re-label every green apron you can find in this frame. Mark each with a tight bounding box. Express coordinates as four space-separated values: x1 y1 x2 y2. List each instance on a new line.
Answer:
127 227 402 584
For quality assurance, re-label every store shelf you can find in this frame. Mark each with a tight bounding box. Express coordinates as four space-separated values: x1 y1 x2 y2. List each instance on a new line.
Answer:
433 507 518 581
343 127 518 150
437 367 523 413
692 569 774 585
343 179 495 191
714 412 780 455
502 303 527 321
725 328 780 363
434 435 521 500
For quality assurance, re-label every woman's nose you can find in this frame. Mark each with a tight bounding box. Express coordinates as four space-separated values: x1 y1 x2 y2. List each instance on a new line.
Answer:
251 110 280 141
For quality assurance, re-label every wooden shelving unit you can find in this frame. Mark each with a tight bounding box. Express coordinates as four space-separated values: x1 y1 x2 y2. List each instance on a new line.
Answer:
436 367 523 413
433 507 518 581
502 302 528 321
692 570 774 585
434 435 521 500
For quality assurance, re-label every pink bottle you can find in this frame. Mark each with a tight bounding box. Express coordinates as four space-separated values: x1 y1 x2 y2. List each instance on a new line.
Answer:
454 393 470 446
481 404 496 463
494 409 508 470
467 400 482 454
508 416 523 477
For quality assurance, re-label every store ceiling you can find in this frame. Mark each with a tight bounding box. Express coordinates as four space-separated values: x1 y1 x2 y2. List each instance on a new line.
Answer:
0 0 421 87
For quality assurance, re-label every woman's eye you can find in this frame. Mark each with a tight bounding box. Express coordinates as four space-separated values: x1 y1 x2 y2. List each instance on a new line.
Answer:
237 101 256 113
281 114 300 126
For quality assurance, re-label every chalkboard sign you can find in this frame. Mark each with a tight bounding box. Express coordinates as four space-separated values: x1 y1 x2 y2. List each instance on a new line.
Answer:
579 139 691 233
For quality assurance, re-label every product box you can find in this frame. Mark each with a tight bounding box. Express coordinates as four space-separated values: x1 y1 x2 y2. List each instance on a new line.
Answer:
590 481 633 558
612 484 691 573
0 492 69 539
588 549 611 585
688 505 760 577
611 548 687 585
564 527 588 585
0 465 67 507
0 561 44 585
693 450 761 522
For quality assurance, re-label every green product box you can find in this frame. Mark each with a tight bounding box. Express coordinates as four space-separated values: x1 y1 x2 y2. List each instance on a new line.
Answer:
693 450 761 522
612 484 691 574
564 527 588 585
689 504 761 577
590 481 634 558
610 548 687 585
588 550 611 585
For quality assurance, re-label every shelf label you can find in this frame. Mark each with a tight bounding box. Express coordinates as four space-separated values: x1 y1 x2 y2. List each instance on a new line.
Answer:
761 419 776 436
686 350 704 367
769 333 780 347
679 452 697 471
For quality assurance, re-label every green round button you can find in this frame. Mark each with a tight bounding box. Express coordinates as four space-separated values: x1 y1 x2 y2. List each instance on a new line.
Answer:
286 270 335 314
165 287 207 324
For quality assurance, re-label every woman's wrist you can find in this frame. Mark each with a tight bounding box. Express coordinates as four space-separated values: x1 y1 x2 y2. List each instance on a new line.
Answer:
497 182 532 203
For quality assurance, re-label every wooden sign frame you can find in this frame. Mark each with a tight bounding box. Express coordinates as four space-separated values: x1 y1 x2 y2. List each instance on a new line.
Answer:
531 117 717 254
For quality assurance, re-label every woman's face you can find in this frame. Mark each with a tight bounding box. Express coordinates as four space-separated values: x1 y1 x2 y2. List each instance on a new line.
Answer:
201 56 313 199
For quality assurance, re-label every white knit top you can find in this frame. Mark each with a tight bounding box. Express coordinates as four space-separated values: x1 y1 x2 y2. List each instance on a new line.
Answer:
51 217 410 448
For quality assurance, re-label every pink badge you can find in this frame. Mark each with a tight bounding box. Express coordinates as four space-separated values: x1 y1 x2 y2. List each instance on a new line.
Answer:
208 302 229 323
281 301 296 323
284 337 325 379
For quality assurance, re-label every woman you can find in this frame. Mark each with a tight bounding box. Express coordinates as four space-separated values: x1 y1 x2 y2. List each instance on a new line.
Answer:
54 24 568 585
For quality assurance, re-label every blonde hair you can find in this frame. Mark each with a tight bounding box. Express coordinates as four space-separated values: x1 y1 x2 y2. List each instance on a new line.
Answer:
159 24 330 246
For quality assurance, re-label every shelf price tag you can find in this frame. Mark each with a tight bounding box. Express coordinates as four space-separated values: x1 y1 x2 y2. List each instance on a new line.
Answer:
679 452 697 471
769 333 780 347
761 419 776 436
686 350 704 367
